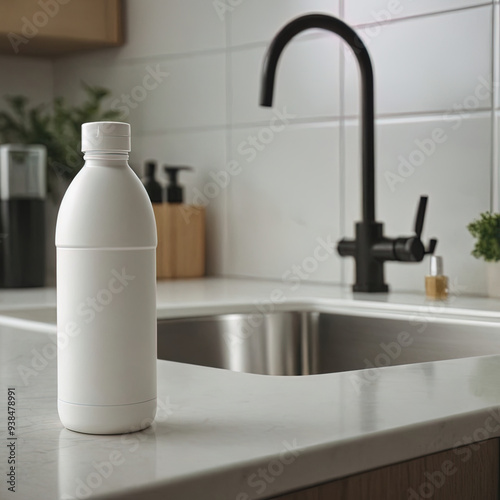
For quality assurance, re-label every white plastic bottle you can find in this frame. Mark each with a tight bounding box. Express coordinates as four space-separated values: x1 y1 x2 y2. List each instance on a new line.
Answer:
56 122 157 434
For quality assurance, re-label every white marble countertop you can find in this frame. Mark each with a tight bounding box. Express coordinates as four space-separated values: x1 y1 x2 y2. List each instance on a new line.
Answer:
2 278 500 499
2 277 500 330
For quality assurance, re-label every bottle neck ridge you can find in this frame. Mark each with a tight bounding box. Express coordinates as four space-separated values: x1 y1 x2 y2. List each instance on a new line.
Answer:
83 152 130 167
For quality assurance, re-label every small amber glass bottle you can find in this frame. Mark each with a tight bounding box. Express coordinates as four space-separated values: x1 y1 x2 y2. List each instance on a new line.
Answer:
425 255 448 300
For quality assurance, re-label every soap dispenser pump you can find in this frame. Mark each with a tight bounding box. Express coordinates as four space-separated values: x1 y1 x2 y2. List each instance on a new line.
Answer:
164 165 193 203
142 160 162 203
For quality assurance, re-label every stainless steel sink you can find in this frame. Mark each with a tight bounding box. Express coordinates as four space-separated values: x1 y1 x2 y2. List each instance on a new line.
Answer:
1 305 498 376
157 311 500 375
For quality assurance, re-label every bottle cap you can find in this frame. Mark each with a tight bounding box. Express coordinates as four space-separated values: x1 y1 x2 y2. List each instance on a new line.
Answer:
429 255 443 276
81 122 131 152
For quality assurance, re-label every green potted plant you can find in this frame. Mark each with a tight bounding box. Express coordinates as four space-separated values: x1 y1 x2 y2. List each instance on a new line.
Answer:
467 211 500 297
0 83 124 202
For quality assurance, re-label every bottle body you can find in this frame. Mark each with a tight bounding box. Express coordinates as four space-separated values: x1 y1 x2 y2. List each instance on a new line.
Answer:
57 247 157 434
56 122 157 434
425 255 448 300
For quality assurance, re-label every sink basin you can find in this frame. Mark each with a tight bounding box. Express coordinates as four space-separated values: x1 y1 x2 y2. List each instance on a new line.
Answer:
1 305 498 376
157 310 500 375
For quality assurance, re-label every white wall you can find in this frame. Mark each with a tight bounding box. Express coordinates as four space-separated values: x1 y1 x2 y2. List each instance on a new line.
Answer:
0 55 53 107
51 0 499 295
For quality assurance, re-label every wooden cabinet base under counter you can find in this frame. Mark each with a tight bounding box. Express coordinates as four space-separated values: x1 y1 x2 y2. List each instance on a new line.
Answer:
272 438 498 500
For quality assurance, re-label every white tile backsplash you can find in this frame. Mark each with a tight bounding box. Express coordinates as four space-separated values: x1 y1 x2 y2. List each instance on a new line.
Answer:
344 6 492 118
494 111 500 215
495 3 500 110
226 122 341 283
344 114 491 294
47 1 499 295
345 0 489 26
230 34 341 126
56 55 226 133
117 0 226 59
493 7 499 211
0 56 53 109
230 0 339 47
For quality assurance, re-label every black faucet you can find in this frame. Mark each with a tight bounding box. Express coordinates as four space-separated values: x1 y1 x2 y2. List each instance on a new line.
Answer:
260 13 436 292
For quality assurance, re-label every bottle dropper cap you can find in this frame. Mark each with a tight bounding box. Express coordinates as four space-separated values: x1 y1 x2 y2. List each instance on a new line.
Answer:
81 122 131 152
429 255 443 276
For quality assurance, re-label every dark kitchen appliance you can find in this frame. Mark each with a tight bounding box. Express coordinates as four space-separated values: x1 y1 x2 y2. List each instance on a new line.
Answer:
0 144 46 287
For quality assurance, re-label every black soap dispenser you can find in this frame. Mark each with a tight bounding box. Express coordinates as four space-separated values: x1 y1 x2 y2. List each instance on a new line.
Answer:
142 160 162 203
156 164 205 280
164 166 193 203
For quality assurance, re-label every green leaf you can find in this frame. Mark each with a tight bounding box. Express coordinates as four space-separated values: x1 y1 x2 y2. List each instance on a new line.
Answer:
0 83 126 200
467 212 500 262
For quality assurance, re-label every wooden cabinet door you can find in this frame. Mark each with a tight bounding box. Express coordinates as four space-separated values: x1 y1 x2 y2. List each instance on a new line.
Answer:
0 0 123 56
273 439 499 500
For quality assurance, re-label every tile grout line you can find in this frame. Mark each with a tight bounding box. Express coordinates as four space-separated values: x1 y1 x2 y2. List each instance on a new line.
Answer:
65 3 493 71
339 0 346 287
344 108 493 123
351 2 492 30
132 108 492 138
57 34 324 71
222 12 233 276
491 3 499 212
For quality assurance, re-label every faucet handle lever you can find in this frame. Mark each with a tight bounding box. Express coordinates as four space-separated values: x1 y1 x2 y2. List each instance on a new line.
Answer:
425 238 438 255
414 195 428 238
413 195 438 255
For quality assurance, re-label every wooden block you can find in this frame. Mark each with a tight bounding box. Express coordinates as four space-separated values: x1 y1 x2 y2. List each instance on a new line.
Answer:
152 203 173 279
153 203 205 280
172 205 206 278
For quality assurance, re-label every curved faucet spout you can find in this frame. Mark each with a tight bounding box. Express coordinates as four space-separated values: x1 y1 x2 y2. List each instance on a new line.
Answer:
260 14 436 293
259 13 375 224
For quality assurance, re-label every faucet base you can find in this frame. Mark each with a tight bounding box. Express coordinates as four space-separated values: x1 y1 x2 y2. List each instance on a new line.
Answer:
352 221 389 293
338 223 391 293
353 282 389 293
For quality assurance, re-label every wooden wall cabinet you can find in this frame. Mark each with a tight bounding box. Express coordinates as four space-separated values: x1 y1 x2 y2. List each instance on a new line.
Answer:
273 439 499 500
0 0 123 56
